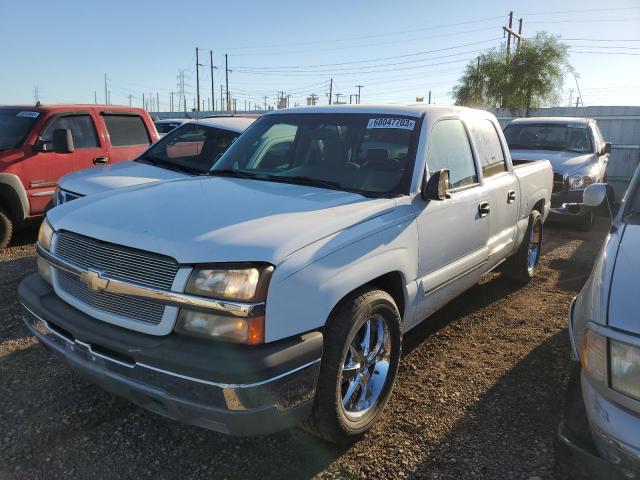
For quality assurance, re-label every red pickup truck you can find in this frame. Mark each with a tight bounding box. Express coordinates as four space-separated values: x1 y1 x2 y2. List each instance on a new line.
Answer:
0 104 158 248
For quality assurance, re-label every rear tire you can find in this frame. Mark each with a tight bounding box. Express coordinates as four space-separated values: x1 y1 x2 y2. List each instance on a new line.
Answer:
0 210 13 250
305 287 402 445
502 210 542 284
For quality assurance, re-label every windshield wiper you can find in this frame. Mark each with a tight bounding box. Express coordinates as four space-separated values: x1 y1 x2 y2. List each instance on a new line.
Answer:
208 169 261 179
262 175 380 197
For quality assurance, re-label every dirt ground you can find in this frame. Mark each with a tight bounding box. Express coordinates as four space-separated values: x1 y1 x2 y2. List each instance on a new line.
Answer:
0 218 608 480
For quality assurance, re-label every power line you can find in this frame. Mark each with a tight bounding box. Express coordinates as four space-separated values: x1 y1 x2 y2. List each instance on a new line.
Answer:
524 5 640 15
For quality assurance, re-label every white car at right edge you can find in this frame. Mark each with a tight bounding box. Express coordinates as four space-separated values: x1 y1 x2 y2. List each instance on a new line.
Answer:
21 104 551 444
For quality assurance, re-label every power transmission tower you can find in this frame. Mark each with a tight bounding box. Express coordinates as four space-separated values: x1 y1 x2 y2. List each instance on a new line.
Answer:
225 54 230 111
210 51 216 111
329 78 333 105
355 85 363 104
503 11 524 56
176 70 189 113
32 86 40 104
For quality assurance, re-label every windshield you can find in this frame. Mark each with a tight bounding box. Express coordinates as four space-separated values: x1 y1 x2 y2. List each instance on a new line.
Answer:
139 123 241 173
504 122 593 154
155 122 182 134
0 108 40 150
212 113 420 196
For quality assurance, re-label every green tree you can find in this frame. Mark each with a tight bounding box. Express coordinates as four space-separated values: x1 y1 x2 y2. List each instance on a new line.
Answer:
451 32 571 113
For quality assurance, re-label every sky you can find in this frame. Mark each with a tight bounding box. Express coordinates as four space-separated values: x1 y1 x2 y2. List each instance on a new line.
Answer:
1 0 639 110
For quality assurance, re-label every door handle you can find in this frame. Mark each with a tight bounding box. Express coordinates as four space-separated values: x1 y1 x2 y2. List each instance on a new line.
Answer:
478 201 491 218
507 190 517 204
93 156 109 165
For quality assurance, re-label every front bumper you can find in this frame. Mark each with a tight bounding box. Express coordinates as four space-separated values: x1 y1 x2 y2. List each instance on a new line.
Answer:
19 273 323 436
549 190 590 218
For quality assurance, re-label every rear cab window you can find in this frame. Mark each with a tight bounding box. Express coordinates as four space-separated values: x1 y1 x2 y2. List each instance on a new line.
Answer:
102 114 151 147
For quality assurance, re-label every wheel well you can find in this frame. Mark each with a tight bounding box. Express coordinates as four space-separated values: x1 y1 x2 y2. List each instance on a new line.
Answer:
0 185 22 221
367 271 406 320
533 198 545 217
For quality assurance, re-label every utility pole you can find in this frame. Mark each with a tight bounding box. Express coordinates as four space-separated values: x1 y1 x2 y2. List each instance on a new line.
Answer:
94 91 97 104
355 85 363 104
220 85 224 113
104 74 108 104
575 96 580 108
428 90 432 104
156 92 159 112
128 94 133 106
233 98 237 113
503 11 524 57
210 50 215 112
225 54 230 111
286 94 292 108
170 91 175 112
334 93 342 104
329 78 333 105
143 93 145 110
195 48 201 112
264 95 268 110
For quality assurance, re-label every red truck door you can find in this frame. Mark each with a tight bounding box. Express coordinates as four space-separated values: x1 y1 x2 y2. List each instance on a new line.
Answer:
21 111 108 214
99 112 153 163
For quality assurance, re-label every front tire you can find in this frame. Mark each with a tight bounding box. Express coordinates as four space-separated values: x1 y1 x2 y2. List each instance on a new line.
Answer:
502 210 542 284
0 210 13 250
306 287 402 444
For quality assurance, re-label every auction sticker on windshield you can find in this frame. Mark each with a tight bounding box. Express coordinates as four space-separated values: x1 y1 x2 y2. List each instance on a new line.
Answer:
17 111 40 118
367 118 415 130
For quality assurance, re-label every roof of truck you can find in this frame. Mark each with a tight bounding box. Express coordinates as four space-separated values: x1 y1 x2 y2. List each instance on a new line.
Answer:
509 116 594 124
0 104 147 113
267 104 479 118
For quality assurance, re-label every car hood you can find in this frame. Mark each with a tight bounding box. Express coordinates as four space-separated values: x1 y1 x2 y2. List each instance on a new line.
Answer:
48 176 397 265
510 149 595 175
608 223 640 333
59 160 186 196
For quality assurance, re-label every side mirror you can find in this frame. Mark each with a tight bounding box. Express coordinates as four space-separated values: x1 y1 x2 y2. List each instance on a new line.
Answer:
583 183 607 207
421 169 450 201
602 142 612 155
51 128 74 153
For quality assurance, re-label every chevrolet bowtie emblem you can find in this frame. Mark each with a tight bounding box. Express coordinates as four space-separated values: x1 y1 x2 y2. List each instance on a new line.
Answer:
79 268 109 292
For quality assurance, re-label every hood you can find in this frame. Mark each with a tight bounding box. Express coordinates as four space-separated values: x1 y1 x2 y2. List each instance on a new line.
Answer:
48 176 397 265
510 149 595 175
608 223 640 334
58 160 186 196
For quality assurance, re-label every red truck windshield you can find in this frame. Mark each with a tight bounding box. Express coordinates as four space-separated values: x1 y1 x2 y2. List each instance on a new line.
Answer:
0 108 40 150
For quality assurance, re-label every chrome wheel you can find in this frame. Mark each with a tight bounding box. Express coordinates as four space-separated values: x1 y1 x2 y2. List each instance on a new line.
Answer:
527 219 542 273
340 314 391 420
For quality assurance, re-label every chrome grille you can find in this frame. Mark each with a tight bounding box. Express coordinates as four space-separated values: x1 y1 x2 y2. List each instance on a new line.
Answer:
57 271 166 324
53 231 179 325
553 173 565 193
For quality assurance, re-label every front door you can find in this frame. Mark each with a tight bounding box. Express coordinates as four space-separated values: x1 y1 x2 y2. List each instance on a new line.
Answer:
22 112 106 214
414 118 490 323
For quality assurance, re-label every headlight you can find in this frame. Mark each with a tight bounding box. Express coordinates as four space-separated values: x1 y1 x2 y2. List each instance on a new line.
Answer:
38 218 54 251
581 330 607 382
176 310 264 345
567 174 595 191
611 340 640 400
178 264 274 344
185 264 273 302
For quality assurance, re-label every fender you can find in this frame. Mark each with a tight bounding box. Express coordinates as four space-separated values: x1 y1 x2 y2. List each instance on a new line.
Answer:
0 173 29 221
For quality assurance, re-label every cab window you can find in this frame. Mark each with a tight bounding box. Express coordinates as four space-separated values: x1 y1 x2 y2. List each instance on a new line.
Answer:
42 114 100 149
426 119 477 189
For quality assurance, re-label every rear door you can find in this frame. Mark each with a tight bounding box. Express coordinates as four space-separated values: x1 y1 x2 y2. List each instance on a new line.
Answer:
414 118 490 320
468 118 519 269
100 112 153 164
21 111 106 214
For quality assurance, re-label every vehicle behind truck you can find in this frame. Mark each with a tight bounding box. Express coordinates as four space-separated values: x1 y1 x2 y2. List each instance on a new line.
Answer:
20 105 552 444
0 104 158 248
504 117 611 231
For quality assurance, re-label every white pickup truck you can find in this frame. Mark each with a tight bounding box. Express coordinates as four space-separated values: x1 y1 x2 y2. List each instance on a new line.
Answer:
20 105 552 444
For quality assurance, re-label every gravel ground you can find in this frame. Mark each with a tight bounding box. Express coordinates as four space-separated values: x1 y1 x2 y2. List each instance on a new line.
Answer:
0 219 608 480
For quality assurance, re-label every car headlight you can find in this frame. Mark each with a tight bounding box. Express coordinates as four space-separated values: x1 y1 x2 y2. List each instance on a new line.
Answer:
38 218 54 251
581 330 607 382
185 264 273 302
567 174 595 191
177 264 274 344
611 340 640 401
37 218 55 284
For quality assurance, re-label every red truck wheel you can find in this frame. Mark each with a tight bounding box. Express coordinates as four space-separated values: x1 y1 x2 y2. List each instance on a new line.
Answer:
0 210 13 250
